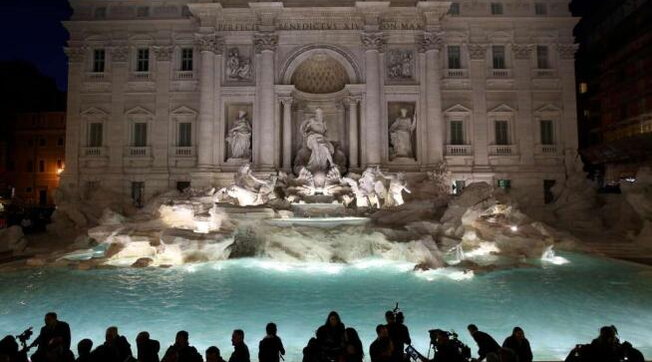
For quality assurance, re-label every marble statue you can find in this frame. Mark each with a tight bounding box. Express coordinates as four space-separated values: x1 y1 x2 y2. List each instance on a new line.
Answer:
226 110 252 160
389 108 416 159
216 164 277 206
379 171 411 207
227 48 252 81
293 108 347 179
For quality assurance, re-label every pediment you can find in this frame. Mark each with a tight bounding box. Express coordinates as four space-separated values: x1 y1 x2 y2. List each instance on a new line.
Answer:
125 106 154 116
171 106 198 115
487 31 513 43
488 104 517 113
444 104 472 113
81 107 109 121
535 104 562 113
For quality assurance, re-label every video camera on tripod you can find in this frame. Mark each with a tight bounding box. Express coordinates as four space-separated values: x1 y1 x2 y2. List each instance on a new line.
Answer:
403 329 472 362
15 327 33 351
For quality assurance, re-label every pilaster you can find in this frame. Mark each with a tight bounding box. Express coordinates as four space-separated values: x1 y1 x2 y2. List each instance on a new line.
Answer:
558 43 579 154
279 96 293 172
195 33 223 170
361 31 386 166
418 31 445 167
153 45 173 170
108 45 129 173
61 47 86 191
468 43 489 168
254 32 279 170
513 44 535 165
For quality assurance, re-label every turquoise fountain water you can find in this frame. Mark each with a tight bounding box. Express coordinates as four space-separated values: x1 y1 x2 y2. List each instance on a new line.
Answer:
1 252 651 361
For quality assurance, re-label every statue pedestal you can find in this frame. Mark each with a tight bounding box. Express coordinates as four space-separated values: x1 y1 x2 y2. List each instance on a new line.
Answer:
291 202 346 217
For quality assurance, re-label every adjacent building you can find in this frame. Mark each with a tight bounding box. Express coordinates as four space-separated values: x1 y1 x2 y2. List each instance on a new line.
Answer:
62 0 579 205
6 112 67 206
575 0 652 183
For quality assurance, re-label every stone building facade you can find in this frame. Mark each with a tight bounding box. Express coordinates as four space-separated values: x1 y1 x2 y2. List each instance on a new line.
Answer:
62 0 579 205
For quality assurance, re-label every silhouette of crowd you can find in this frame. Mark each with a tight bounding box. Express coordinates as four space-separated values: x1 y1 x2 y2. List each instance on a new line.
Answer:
0 311 646 362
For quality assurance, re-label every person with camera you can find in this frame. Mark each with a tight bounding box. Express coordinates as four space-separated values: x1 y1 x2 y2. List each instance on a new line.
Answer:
501 327 532 362
31 312 72 362
466 325 500 362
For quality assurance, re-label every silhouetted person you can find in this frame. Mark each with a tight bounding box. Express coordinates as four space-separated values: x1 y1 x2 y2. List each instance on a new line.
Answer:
229 330 249 362
343 328 363 362
31 312 72 362
619 342 645 362
467 324 500 362
258 323 284 362
316 311 345 362
369 325 393 362
205 347 225 362
385 311 410 362
502 327 532 362
301 338 319 362
136 332 160 362
91 326 133 362
418 330 465 362
0 336 19 362
162 331 201 362
75 339 93 362
394 313 411 350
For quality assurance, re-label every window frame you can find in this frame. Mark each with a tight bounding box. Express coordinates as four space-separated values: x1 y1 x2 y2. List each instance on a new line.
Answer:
492 45 506 69
92 48 106 73
136 48 150 73
447 45 462 69
490 2 504 15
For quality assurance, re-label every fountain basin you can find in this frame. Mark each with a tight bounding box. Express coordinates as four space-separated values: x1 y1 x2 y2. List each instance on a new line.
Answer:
266 216 370 228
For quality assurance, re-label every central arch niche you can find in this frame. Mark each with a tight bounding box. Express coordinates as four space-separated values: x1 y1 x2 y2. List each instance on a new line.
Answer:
291 54 350 94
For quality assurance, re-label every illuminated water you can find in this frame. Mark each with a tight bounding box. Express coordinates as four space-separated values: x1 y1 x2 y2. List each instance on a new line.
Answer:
1 252 651 361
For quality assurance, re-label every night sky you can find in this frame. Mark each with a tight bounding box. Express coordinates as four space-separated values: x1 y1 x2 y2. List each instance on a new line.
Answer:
0 0 72 91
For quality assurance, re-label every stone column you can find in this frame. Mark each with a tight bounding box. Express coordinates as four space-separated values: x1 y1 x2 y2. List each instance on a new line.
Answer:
361 32 386 166
195 33 220 169
468 43 490 168
108 46 129 174
60 47 86 192
512 44 535 164
152 45 173 171
254 32 279 170
419 31 445 166
558 44 579 154
279 96 293 172
344 96 360 169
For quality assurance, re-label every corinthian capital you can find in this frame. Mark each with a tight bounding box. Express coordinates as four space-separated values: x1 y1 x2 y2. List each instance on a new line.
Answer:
557 43 579 60
195 33 224 54
153 45 174 61
512 44 534 60
361 32 387 52
254 32 279 53
64 47 87 63
467 44 487 60
417 31 444 53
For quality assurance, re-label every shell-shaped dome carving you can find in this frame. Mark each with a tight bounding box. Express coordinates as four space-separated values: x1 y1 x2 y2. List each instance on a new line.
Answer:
291 54 350 94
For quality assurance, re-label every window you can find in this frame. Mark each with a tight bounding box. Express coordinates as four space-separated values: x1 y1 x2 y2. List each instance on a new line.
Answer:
450 120 464 145
136 48 150 72
94 7 107 19
497 179 511 190
544 179 556 204
131 182 145 208
136 6 150 18
492 46 506 69
453 180 466 195
134 122 148 147
579 82 588 94
540 120 554 145
177 181 191 193
490 2 503 15
495 120 509 145
178 122 192 147
535 2 548 15
536 46 549 69
449 2 460 16
93 49 106 73
57 159 63 169
58 137 64 146
39 138 46 147
181 48 194 71
89 123 103 147
39 160 45 173
447 46 461 69
26 160 33 173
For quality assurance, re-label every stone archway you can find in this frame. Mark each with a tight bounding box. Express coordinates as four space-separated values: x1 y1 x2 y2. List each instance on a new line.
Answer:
291 54 350 94
280 44 361 85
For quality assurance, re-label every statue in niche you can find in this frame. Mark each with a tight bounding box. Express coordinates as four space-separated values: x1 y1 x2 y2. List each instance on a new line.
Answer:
293 108 347 186
226 110 252 160
388 50 414 80
227 48 252 81
389 108 417 159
